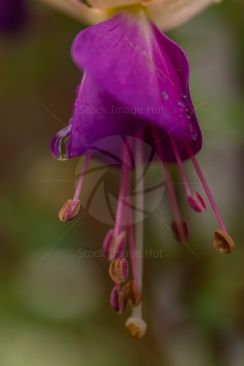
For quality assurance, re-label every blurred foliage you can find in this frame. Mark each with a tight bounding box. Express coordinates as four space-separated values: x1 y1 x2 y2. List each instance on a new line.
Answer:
0 1 244 365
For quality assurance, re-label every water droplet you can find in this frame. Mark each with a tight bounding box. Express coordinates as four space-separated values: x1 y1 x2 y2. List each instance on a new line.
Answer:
51 125 71 160
58 135 70 161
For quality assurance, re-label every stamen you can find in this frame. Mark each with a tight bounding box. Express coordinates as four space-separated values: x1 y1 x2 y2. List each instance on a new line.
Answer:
73 150 92 202
113 144 130 237
127 217 139 284
186 193 207 213
103 143 131 261
188 149 227 232
103 229 126 261
110 286 126 314
170 136 206 213
188 148 235 253
58 150 91 222
120 280 142 308
153 130 189 244
109 257 129 283
125 170 139 286
171 220 189 243
134 133 144 290
213 229 235 254
59 199 80 222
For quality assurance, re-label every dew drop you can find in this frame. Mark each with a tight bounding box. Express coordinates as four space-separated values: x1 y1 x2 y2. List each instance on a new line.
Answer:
58 135 70 161
51 125 71 160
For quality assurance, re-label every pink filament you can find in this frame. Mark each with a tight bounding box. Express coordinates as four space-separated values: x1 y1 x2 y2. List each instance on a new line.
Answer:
170 136 192 197
189 150 227 232
113 145 130 237
126 176 139 286
153 131 182 224
73 150 92 202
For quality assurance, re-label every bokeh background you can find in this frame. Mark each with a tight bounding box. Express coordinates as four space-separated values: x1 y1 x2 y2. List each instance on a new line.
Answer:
0 1 244 365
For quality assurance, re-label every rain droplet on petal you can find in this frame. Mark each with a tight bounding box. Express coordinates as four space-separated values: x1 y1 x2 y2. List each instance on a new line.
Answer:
58 135 70 161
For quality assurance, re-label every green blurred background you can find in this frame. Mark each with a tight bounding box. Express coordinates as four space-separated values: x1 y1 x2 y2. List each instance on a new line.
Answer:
0 1 244 365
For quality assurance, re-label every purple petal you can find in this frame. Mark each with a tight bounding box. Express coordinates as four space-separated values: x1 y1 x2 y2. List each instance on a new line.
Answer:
51 72 147 160
52 12 202 162
71 12 202 155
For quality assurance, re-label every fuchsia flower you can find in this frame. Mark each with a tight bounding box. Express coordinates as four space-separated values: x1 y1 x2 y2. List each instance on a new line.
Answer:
50 0 234 338
0 0 27 33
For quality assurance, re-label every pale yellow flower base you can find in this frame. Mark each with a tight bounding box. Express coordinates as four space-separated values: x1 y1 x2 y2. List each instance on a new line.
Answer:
40 0 222 30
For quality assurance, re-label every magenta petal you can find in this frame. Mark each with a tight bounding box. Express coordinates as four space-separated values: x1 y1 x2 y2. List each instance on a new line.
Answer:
51 72 147 160
71 12 202 156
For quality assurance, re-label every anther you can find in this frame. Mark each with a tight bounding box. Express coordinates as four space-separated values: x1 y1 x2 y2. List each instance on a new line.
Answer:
153 130 188 242
109 257 129 284
186 192 206 213
103 229 126 261
120 280 142 308
213 229 235 254
59 199 80 222
189 149 228 232
110 286 126 314
170 136 206 213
